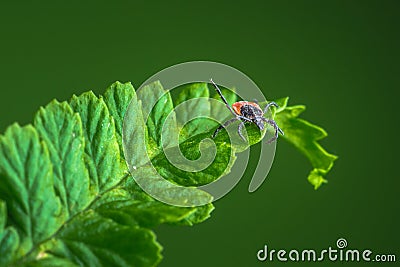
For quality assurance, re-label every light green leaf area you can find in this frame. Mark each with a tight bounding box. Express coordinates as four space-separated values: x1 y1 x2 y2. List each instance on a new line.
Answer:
69 91 126 193
103 82 135 158
0 200 19 266
41 211 162 267
175 83 213 139
34 100 92 217
21 256 79 267
0 124 64 258
137 81 178 151
0 80 337 267
96 199 197 227
274 99 338 189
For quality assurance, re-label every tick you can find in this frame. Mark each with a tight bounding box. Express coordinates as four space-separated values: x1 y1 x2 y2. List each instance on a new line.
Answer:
210 79 284 143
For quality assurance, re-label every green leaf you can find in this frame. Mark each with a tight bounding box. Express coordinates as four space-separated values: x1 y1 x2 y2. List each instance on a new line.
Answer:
137 81 178 150
21 256 79 267
34 100 92 217
128 82 217 206
0 80 337 267
174 203 214 226
103 81 135 157
0 83 218 267
120 86 149 168
96 199 196 228
144 83 264 187
175 83 214 138
44 211 162 267
0 200 19 267
0 124 63 257
97 198 214 228
275 102 338 189
151 131 234 186
124 164 213 207
70 91 126 192
270 97 289 114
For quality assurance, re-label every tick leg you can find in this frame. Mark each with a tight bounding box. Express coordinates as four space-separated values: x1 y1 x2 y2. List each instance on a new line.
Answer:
237 121 247 141
263 101 279 114
237 115 252 123
212 117 239 138
261 118 284 143
210 79 237 116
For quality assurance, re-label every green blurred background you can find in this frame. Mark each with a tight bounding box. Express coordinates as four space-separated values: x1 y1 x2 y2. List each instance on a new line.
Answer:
0 1 398 266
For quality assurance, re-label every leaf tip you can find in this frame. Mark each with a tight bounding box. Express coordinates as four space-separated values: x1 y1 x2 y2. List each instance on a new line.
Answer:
308 169 329 190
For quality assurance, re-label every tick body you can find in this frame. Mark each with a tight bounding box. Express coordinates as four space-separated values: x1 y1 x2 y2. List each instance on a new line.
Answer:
232 101 263 119
210 79 284 143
